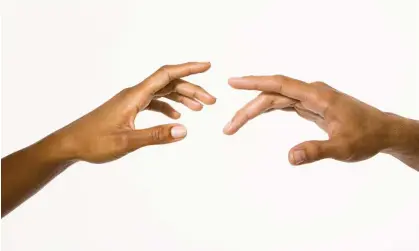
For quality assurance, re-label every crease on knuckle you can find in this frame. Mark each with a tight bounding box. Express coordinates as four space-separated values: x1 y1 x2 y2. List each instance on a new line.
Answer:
237 109 252 121
185 67 193 76
150 127 165 141
177 95 185 103
274 75 286 82
271 75 284 93
159 65 173 82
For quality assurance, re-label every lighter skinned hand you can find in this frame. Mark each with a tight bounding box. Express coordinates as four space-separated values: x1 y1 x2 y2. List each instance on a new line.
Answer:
57 62 216 163
223 75 401 166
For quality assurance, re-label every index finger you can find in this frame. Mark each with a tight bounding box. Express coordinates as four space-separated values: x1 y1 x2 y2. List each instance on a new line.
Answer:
228 75 313 102
135 62 211 95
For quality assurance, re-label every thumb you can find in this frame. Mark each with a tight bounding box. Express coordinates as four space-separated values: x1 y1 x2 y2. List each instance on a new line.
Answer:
288 139 343 165
125 124 187 151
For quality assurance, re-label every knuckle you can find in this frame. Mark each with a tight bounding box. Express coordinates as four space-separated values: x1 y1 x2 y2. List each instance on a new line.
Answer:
158 65 172 80
307 88 322 103
322 89 340 106
177 95 185 102
311 142 324 159
310 81 340 104
185 66 193 76
159 64 170 71
150 127 166 141
311 81 329 88
261 95 275 106
236 109 251 120
273 75 286 93
188 83 201 95
307 86 337 105
194 84 204 91
273 75 286 82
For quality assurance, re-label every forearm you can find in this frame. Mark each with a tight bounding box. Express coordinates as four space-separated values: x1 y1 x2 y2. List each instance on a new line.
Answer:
1 132 76 217
383 114 419 171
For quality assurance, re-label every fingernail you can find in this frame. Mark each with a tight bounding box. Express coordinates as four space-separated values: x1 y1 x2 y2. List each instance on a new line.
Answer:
171 125 187 139
292 150 306 165
223 121 232 134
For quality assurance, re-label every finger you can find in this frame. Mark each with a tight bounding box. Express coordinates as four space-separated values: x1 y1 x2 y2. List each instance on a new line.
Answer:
146 100 181 119
172 79 216 105
165 93 203 111
267 105 327 129
228 75 313 102
223 93 295 135
275 107 294 112
294 107 322 123
125 124 187 151
294 107 328 131
288 139 345 165
135 62 211 96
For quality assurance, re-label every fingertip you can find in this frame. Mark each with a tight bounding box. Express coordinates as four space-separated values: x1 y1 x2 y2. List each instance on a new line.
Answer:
197 92 217 105
223 131 234 136
197 61 211 70
223 130 231 135
203 96 217 105
172 112 181 119
228 78 237 85
228 77 244 83
192 102 204 111
223 121 236 135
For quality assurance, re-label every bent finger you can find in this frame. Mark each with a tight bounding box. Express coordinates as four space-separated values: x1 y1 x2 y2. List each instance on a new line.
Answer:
165 93 203 111
223 93 295 135
146 100 181 119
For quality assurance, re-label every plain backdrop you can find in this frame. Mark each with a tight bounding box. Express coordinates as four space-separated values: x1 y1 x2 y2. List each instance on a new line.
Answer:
1 0 419 250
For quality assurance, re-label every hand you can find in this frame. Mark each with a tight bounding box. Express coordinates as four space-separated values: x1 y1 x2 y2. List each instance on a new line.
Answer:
223 75 417 167
56 62 216 163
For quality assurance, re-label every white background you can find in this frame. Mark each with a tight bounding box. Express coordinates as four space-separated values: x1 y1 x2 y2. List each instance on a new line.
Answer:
1 0 419 250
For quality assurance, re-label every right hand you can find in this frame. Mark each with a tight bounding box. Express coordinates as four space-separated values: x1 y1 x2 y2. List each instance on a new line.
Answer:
223 75 415 166
53 62 216 163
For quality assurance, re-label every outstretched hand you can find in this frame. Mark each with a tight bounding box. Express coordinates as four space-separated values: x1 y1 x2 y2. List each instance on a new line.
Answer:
2 61 216 217
59 62 216 163
223 75 418 167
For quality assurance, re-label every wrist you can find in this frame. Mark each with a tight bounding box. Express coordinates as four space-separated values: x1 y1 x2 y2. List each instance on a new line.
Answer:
382 113 419 157
37 131 79 165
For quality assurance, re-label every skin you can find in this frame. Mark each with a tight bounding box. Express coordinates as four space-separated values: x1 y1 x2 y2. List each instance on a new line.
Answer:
1 62 216 217
3 70 418 217
224 75 419 170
